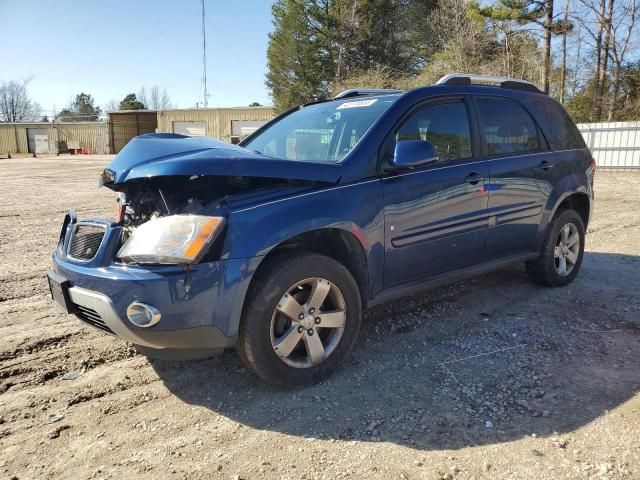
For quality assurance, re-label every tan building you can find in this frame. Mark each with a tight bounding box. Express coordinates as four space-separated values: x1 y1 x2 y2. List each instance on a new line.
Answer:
1 106 276 156
156 106 275 143
108 110 158 153
0 122 110 155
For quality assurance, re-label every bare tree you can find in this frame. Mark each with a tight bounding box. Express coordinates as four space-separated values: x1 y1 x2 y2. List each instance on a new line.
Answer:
0 78 41 122
561 0 571 103
138 86 173 109
575 0 638 119
607 0 638 119
104 99 120 112
595 0 615 119
567 22 588 97
541 0 555 93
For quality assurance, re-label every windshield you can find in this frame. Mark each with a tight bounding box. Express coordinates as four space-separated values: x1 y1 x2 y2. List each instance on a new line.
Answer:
243 95 399 163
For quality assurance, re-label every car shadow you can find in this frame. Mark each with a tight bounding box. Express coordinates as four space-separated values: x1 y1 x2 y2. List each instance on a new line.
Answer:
150 251 640 450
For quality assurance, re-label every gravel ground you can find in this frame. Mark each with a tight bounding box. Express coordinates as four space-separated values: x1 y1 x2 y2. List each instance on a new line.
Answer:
0 155 639 480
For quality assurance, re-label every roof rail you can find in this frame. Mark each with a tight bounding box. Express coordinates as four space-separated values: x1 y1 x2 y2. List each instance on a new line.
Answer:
333 88 403 99
435 74 542 93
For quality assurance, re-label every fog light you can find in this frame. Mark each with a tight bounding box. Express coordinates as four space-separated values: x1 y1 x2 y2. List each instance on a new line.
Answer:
126 302 161 328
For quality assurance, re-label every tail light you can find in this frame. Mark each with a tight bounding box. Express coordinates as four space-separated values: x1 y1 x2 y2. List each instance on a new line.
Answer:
590 156 597 174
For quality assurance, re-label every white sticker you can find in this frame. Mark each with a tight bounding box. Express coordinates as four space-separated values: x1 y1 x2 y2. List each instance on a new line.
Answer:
336 98 378 109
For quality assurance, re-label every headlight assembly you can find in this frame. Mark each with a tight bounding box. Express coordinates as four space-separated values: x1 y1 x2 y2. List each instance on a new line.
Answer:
117 215 226 264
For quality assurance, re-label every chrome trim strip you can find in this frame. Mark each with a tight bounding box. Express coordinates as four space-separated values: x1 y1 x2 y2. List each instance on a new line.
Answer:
383 149 586 179
381 160 488 179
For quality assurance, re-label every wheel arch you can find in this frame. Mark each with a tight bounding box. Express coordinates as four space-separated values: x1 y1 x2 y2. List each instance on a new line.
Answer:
550 191 591 229
246 227 370 309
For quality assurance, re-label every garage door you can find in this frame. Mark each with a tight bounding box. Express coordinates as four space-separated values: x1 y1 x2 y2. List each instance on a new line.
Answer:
231 120 269 139
27 128 50 153
173 121 206 137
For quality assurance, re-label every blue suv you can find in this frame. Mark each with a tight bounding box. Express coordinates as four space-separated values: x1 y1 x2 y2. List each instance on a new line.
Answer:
48 74 594 387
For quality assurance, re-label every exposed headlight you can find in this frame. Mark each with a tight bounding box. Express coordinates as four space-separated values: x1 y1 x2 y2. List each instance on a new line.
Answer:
117 215 225 264
99 168 115 187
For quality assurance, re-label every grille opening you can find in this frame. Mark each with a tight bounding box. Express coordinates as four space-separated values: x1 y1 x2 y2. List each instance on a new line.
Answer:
68 224 105 261
74 305 114 334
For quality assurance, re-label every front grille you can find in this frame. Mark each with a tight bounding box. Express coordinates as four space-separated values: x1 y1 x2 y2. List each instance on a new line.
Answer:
74 305 114 334
68 224 105 261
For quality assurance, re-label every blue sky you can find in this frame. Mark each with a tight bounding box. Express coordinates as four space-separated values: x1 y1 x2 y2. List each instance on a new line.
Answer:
0 0 274 114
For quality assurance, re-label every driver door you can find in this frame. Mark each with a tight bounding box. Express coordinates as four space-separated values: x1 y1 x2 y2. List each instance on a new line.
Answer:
381 98 490 288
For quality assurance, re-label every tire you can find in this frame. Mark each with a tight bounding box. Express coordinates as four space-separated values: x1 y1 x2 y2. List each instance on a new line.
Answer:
526 208 585 287
237 252 362 388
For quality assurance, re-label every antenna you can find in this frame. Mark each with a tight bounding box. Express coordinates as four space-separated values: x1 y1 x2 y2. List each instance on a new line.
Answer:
201 0 209 108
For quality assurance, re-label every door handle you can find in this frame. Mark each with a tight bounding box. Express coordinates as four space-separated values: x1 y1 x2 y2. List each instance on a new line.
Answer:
464 172 484 185
537 160 555 170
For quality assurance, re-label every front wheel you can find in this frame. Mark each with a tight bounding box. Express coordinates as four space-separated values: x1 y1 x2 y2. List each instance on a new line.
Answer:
237 253 362 388
526 209 585 287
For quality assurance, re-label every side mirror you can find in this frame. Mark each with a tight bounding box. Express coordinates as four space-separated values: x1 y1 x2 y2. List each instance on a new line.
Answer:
392 140 439 169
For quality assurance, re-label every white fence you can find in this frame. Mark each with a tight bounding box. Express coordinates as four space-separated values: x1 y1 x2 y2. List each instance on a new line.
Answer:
577 122 640 169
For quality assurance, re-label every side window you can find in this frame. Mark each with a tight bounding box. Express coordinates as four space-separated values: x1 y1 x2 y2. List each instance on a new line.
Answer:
396 102 472 162
528 98 586 150
476 97 541 155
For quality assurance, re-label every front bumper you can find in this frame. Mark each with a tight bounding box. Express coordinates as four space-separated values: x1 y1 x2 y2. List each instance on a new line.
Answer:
63 284 233 349
50 216 245 350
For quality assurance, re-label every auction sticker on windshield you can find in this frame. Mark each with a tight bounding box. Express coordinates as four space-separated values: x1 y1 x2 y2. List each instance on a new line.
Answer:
337 98 378 109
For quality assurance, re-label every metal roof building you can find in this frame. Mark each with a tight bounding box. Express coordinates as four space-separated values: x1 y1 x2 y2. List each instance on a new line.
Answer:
0 106 276 156
156 106 275 143
0 122 109 155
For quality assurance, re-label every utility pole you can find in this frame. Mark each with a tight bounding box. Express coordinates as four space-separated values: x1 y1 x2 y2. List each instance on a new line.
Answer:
201 0 209 108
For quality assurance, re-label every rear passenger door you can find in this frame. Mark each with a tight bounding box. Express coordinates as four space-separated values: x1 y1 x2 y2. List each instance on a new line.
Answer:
474 96 557 258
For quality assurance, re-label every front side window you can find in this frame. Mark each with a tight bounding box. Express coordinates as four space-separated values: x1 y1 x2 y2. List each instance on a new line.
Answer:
243 96 399 163
396 102 472 162
476 97 541 155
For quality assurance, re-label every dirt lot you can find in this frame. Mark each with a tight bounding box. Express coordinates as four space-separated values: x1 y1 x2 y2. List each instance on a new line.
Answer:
0 155 639 480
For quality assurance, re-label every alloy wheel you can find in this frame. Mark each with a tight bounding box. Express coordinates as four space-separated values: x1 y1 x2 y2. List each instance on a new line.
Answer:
270 277 346 368
554 222 580 277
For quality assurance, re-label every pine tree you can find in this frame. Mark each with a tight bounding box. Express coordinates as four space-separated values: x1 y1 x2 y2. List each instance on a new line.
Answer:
474 0 572 93
266 0 436 111
119 93 146 110
266 0 336 112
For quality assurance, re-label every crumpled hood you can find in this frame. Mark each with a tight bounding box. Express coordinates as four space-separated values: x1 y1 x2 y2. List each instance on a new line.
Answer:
103 133 342 185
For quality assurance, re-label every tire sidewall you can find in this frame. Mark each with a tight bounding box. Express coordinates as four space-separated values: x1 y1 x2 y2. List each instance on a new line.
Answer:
242 254 362 387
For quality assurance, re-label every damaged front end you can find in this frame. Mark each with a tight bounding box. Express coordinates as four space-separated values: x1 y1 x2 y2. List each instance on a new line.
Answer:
93 134 341 266
107 174 311 265
48 134 340 350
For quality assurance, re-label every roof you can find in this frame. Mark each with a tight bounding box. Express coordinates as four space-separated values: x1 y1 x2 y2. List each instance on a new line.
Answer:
157 106 275 113
107 110 159 115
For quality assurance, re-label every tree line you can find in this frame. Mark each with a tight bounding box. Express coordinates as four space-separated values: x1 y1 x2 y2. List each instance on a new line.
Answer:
266 0 640 122
0 80 174 123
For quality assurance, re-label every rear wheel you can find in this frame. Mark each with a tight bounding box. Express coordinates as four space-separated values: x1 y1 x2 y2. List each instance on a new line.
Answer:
237 253 361 388
526 209 585 287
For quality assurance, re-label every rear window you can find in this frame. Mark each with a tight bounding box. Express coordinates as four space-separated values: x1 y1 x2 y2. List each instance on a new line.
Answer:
528 98 586 150
476 97 541 155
